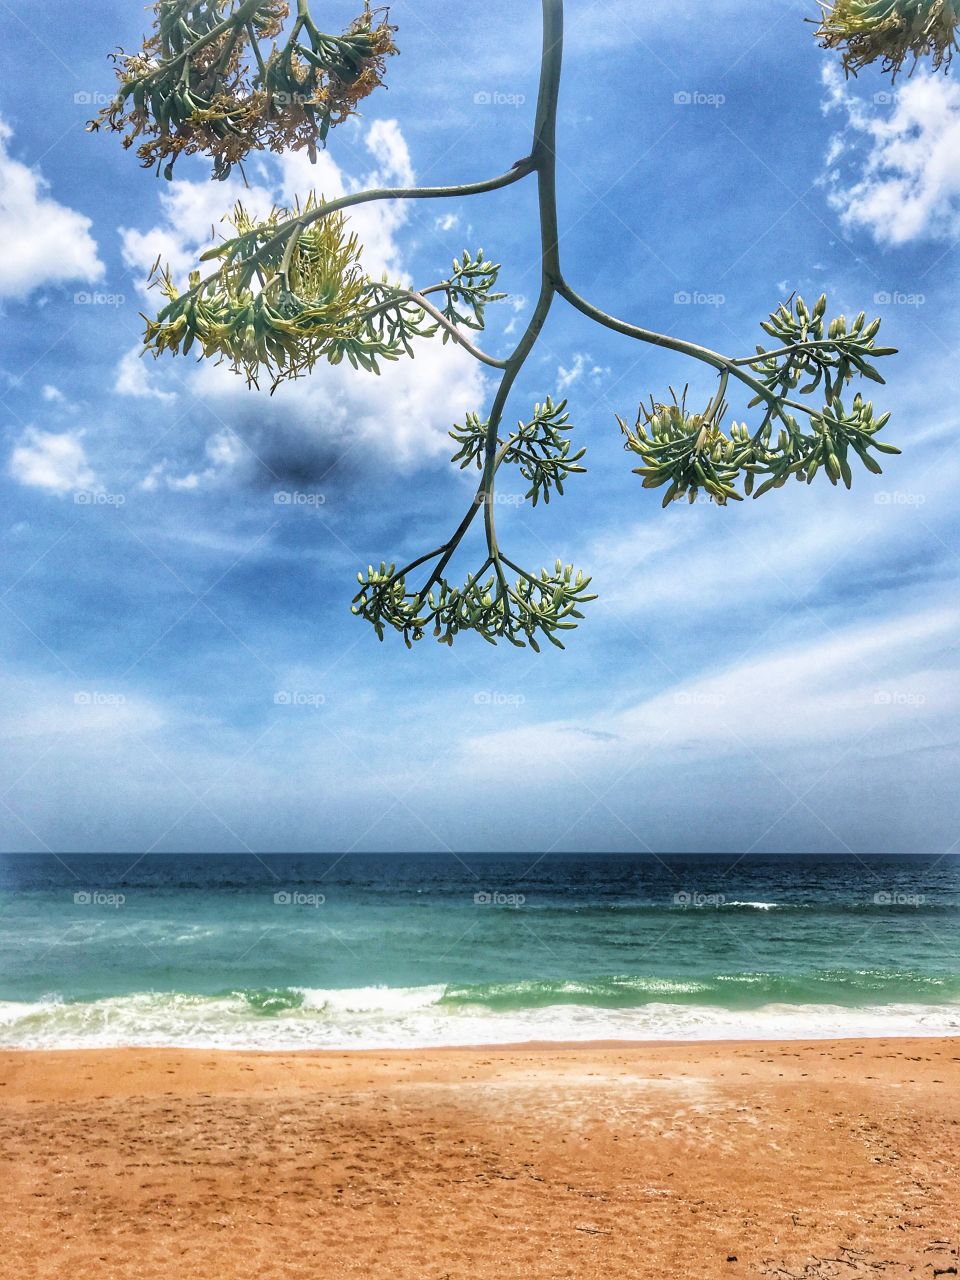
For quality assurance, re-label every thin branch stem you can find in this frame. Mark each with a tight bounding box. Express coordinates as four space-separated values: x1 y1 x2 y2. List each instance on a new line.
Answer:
555 278 819 421
391 546 449 583
499 554 531 579
557 279 728 371
732 340 852 366
356 290 507 368
705 367 729 424
230 163 536 275
245 21 268 77
410 0 565 602
481 0 564 567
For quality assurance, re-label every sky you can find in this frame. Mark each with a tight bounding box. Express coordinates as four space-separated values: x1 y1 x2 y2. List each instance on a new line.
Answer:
0 0 958 855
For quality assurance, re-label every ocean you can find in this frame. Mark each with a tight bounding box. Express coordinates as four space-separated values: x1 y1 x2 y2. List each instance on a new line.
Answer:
1 853 958 1049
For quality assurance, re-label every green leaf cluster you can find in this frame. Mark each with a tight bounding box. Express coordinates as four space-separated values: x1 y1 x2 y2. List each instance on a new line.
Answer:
450 396 586 505
753 294 896 404
620 392 745 506
623 392 899 505
358 394 593 650
437 251 505 337
352 559 597 651
620 295 900 506
143 203 504 387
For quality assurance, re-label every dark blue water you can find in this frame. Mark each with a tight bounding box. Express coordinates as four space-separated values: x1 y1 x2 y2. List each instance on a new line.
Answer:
1 853 958 1047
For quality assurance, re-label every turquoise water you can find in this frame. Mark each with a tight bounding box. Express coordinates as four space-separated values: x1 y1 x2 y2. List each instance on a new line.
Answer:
1 853 958 1047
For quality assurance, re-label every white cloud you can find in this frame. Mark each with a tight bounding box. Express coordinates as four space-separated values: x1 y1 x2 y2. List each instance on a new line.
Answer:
8 428 97 494
41 385 65 403
821 66 960 244
190 337 487 468
589 498 861 616
119 119 488 468
0 118 103 299
120 173 277 293
0 686 167 741
586 430 959 621
459 605 960 782
114 346 178 403
141 429 246 492
557 351 611 391
558 352 588 390
120 118 418 293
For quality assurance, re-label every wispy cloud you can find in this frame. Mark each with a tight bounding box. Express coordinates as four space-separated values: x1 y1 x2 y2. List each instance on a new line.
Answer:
114 347 177 404
456 602 960 799
0 118 103 300
821 66 960 245
8 428 97 494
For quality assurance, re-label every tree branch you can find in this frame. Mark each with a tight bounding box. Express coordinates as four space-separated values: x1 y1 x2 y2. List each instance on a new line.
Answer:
555 278 820 421
226 162 537 274
356 289 508 369
403 0 567 604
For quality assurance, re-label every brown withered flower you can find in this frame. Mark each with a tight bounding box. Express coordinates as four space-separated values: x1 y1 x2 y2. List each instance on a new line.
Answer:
90 1 397 180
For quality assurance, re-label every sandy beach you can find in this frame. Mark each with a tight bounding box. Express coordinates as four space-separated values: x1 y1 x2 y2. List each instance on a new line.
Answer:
1 1038 958 1278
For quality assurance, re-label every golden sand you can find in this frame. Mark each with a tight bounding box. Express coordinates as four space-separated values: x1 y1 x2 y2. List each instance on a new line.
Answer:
1 1038 958 1278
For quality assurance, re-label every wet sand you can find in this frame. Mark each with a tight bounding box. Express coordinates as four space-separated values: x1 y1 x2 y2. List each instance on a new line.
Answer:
1 1038 958 1278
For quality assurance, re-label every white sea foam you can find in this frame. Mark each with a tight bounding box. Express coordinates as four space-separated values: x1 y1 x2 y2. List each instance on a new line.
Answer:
1 988 958 1051
297 984 446 1014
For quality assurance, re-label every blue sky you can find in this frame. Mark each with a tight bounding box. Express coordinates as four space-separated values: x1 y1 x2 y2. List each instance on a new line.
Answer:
1 0 958 854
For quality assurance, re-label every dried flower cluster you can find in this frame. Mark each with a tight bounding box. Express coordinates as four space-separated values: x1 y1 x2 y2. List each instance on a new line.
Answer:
89 0 397 179
816 0 960 76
